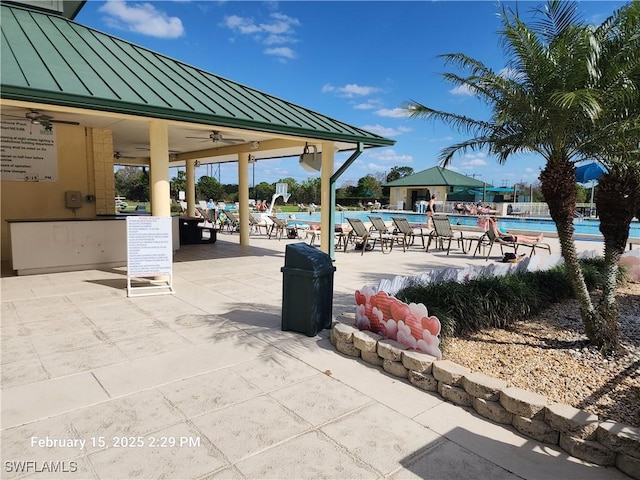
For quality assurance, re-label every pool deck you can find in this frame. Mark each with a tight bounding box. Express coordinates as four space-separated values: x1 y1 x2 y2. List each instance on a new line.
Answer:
1 230 630 480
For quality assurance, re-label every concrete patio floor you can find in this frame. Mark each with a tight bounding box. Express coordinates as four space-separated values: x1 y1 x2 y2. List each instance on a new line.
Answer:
1 229 627 479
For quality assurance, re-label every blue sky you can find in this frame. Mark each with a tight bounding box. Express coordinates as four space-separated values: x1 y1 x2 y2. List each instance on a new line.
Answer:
76 1 626 188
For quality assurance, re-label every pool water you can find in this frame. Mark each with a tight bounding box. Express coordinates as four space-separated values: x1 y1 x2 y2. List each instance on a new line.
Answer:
280 211 640 239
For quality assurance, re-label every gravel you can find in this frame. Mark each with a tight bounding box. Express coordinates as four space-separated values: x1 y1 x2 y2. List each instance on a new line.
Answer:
442 282 640 428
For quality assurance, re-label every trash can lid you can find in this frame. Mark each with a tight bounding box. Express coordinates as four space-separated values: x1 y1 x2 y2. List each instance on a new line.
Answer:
284 242 333 272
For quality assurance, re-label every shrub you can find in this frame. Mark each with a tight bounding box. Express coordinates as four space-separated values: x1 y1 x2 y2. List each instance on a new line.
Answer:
395 259 620 339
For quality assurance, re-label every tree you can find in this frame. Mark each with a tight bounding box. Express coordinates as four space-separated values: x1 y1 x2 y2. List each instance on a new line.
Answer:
254 181 275 202
403 1 636 353
197 175 225 201
115 166 149 201
580 0 640 341
386 166 414 183
298 177 322 204
170 170 186 200
357 174 382 198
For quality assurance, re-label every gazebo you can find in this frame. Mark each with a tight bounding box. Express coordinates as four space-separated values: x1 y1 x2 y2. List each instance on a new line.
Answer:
0 1 394 274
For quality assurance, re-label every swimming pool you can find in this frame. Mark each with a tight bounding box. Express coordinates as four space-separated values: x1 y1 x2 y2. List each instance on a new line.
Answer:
279 211 640 239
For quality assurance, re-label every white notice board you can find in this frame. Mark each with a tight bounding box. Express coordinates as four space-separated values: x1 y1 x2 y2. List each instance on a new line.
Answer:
126 216 174 296
1 120 58 182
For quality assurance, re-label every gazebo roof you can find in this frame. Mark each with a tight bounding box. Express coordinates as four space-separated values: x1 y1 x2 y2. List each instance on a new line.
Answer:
1 3 394 151
384 166 486 188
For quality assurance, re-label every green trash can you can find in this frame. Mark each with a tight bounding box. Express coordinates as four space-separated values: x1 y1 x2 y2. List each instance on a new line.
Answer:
281 243 336 336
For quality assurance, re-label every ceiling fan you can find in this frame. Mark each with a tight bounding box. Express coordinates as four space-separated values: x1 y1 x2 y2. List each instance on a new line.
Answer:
134 146 180 153
113 152 137 160
23 110 80 128
186 130 245 144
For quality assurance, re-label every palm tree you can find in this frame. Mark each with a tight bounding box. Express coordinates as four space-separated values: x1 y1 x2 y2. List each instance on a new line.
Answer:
403 1 635 353
579 1 640 347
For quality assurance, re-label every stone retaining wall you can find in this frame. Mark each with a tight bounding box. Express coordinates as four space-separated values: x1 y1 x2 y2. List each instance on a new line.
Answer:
331 316 640 479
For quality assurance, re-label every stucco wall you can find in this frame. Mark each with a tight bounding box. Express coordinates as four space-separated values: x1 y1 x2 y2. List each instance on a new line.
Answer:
1 125 114 262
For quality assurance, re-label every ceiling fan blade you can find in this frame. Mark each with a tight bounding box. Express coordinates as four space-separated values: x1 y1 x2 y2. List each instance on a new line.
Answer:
50 119 80 125
0 113 25 120
134 147 180 153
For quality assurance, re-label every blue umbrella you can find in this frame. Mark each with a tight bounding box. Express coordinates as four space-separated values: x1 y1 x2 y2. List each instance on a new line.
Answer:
575 162 607 216
575 162 607 184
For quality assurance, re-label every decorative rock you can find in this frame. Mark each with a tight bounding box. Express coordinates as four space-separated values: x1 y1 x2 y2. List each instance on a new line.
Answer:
401 350 436 373
353 330 381 353
336 339 360 357
559 433 616 466
617 453 640 480
332 323 358 343
377 339 406 361
512 415 559 445
432 360 470 386
360 350 384 366
439 383 472 407
330 326 337 346
472 397 513 425
545 403 599 439
597 421 640 458
408 370 438 392
383 359 408 378
462 372 507 401
500 387 548 419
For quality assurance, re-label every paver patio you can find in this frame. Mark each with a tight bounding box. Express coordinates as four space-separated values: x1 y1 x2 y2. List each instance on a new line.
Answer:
1 230 627 479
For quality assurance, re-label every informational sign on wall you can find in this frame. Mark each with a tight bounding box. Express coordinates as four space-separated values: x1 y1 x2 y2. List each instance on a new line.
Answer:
0 120 58 182
126 216 174 296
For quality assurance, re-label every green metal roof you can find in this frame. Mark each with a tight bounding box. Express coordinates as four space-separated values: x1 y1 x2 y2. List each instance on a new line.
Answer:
384 166 487 188
0 3 395 147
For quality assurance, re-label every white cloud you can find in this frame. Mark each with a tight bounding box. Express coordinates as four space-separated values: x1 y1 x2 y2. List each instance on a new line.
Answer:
99 0 184 39
264 47 296 60
264 34 296 45
449 153 488 170
365 163 388 172
449 84 475 96
375 108 410 118
322 83 380 98
367 149 413 163
360 124 412 137
223 11 300 60
353 100 382 110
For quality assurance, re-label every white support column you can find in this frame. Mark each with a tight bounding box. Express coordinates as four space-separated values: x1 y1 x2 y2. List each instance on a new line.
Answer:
186 159 196 217
238 152 250 246
320 142 335 253
149 120 170 217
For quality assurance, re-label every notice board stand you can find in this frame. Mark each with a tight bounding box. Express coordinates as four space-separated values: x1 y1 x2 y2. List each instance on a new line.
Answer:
126 216 174 297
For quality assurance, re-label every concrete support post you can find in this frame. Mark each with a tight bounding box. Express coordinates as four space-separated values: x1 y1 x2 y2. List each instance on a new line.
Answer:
186 159 196 217
149 120 170 217
238 151 250 246
320 142 335 253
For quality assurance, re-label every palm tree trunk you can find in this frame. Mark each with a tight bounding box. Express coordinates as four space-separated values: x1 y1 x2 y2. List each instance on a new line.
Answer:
540 159 596 331
591 168 640 353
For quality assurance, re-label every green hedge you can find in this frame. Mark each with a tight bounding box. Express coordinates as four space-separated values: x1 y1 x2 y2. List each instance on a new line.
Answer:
395 258 624 339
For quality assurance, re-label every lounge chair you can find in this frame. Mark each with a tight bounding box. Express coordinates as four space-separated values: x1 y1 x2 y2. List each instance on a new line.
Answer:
344 217 379 255
368 216 401 253
426 216 479 255
476 227 551 261
268 215 288 240
249 213 268 235
507 204 527 216
391 217 428 250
